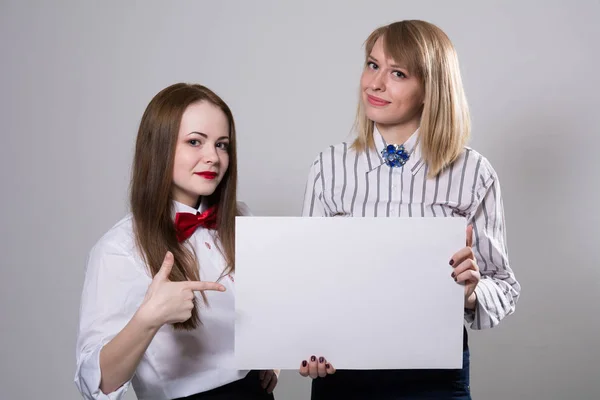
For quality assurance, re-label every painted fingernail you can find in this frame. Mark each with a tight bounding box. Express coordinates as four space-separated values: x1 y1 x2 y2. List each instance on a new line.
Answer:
319 357 324 363
311 355 316 362
454 276 458 282
451 272 455 278
449 259 454 266
326 363 331 369
302 360 307 367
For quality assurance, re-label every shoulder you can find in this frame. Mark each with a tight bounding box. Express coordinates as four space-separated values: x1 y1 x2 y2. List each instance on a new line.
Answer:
237 201 253 216
309 141 353 169
84 214 151 282
462 146 498 185
88 214 137 261
448 147 501 201
82 215 151 311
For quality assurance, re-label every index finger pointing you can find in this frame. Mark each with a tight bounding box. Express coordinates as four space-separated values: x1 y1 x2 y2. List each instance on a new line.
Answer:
183 281 226 292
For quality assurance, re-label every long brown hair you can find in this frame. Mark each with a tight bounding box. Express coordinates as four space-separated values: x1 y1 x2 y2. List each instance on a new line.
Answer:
352 20 471 177
130 83 239 330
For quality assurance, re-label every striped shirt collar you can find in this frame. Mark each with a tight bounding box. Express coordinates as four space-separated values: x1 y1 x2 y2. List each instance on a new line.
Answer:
368 125 426 175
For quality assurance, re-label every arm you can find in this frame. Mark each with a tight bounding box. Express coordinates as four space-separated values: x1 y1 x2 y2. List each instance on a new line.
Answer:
97 311 159 394
467 173 521 329
75 246 148 400
75 247 224 399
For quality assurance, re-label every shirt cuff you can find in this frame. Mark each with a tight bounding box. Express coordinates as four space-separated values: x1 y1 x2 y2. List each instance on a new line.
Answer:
75 344 131 400
464 307 476 323
465 281 502 330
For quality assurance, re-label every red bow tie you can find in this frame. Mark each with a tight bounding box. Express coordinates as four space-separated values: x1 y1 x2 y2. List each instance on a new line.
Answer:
174 206 218 242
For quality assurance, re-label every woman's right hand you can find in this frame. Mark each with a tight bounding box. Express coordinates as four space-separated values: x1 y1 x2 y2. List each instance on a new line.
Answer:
137 251 226 329
299 356 336 379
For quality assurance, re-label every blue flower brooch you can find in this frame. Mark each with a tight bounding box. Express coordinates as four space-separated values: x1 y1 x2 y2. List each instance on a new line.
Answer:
381 144 410 168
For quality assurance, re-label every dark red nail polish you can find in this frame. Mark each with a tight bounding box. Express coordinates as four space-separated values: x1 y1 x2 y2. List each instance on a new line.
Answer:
326 363 331 369
319 357 324 363
451 272 455 278
311 355 316 362
449 259 454 266
302 360 307 367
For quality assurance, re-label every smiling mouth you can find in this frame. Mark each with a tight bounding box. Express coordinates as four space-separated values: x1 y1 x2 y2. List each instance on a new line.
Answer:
366 94 391 106
194 172 218 180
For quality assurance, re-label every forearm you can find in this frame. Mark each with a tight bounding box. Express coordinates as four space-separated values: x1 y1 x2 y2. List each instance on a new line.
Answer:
468 173 520 328
99 310 160 394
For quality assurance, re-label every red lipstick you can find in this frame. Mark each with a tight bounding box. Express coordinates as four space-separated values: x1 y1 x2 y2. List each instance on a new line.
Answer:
195 171 217 180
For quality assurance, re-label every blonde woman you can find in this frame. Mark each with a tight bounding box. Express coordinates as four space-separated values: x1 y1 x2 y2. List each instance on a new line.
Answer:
298 20 520 399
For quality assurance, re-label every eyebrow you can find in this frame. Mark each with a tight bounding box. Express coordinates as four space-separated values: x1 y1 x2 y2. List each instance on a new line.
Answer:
368 55 407 70
187 131 229 140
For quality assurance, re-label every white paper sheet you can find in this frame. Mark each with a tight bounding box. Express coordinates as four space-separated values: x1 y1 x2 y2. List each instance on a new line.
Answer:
234 216 466 370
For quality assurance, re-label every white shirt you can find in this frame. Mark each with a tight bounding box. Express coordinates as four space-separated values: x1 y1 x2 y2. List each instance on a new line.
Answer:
302 127 521 330
74 201 250 400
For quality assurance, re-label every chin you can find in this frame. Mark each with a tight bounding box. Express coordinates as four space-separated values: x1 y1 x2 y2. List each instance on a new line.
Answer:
365 111 394 125
192 184 220 197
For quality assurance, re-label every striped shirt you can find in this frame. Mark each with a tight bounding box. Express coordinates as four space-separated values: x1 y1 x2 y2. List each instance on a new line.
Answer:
301 127 520 330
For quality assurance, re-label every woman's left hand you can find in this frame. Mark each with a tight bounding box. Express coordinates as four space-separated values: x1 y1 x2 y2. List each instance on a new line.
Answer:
259 369 279 394
449 225 480 309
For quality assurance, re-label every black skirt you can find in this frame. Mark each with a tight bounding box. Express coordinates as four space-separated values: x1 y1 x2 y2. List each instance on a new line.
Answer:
173 370 275 400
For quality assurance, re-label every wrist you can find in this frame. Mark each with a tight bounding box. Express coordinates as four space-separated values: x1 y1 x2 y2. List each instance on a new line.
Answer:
134 303 162 332
465 292 477 310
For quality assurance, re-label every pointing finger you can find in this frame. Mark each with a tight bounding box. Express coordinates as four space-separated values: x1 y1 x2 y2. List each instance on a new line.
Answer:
183 280 226 292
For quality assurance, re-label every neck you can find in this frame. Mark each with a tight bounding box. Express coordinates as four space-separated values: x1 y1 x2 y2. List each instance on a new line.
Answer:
172 189 201 209
375 120 419 145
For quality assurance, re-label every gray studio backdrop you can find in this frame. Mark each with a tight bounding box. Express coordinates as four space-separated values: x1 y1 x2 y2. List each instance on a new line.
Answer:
1 1 599 399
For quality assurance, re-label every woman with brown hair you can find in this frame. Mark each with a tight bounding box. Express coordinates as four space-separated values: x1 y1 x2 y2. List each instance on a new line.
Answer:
74 83 278 400
298 20 520 399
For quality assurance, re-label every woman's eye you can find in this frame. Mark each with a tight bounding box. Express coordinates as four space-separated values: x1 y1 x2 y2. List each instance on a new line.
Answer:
216 142 229 150
188 139 200 146
367 61 378 70
393 71 406 78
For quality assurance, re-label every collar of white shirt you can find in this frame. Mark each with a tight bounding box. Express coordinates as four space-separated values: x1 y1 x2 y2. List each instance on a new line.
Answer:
172 198 212 218
369 125 426 175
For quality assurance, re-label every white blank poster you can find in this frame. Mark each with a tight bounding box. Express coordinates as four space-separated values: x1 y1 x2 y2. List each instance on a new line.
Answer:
234 216 466 370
